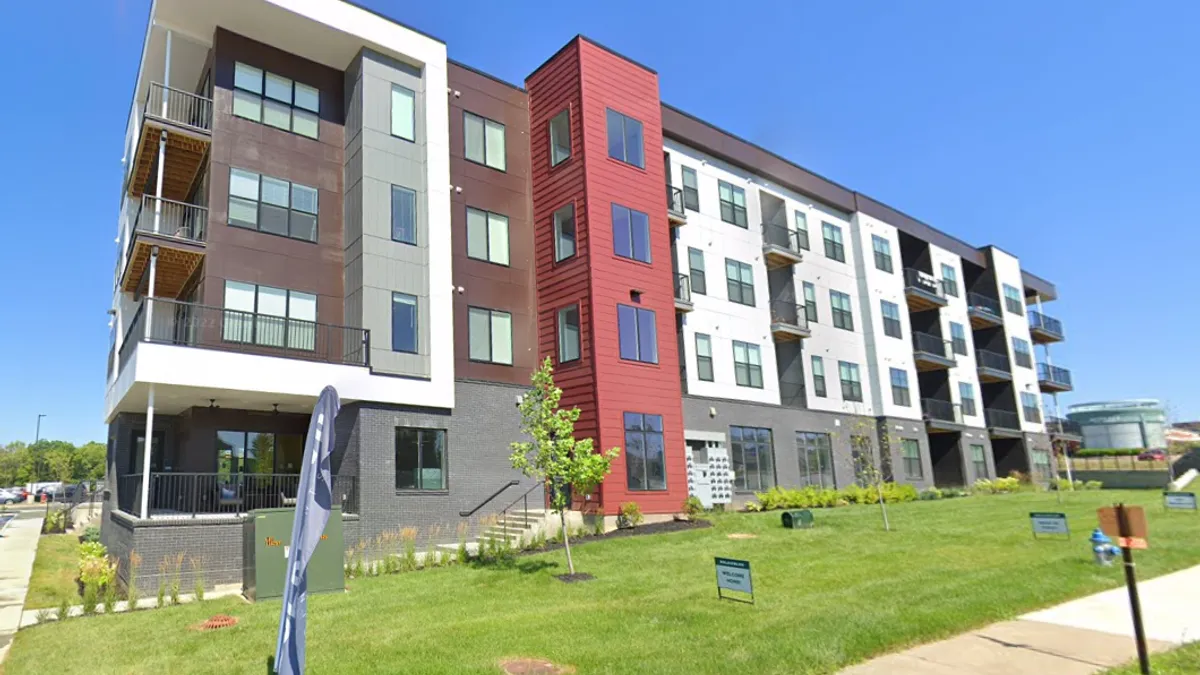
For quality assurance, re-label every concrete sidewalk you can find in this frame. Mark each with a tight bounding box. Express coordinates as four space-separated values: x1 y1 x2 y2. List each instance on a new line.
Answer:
840 564 1200 674
0 515 43 665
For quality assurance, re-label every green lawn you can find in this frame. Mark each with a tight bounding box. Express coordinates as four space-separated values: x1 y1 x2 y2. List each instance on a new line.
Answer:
1106 641 1200 674
7 490 1200 675
23 532 80 609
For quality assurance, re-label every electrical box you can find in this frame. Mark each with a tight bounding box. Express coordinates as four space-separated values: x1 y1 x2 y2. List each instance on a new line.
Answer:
244 507 344 602
687 441 734 509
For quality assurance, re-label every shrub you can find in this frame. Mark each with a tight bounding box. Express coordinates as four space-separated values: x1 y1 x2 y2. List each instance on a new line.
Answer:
190 557 205 601
81 583 99 615
58 596 72 622
34 608 54 624
401 528 418 571
1085 480 1104 490
1075 448 1142 458
80 526 101 544
103 579 118 613
919 488 944 501
683 496 705 517
617 502 644 528
169 553 184 605
42 507 68 534
749 483 918 512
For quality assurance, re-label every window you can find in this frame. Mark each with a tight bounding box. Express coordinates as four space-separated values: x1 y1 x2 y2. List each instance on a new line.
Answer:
881 300 902 338
941 263 959 297
681 166 700 210
1003 284 1024 315
802 282 818 323
1012 337 1033 368
390 84 415 141
839 361 863 401
901 438 923 479
970 444 988 478
822 222 845 262
950 322 968 355
222 281 316 350
717 181 748 227
467 307 512 365
624 413 665 490
395 428 446 491
557 305 580 363
1031 449 1052 483
549 109 570 166
794 211 810 250
391 293 418 353
732 341 763 388
464 111 506 171
725 259 755 306
730 426 774 492
960 382 977 417
695 333 714 381
612 203 651 263
1021 392 1041 423
466 207 509 265
553 204 575 262
605 108 644 168
688 247 707 295
890 368 911 407
617 304 657 363
391 185 416 245
233 62 320 138
830 291 854 331
228 168 318 242
796 432 835 488
851 436 877 486
811 356 827 397
216 431 305 476
872 235 893 273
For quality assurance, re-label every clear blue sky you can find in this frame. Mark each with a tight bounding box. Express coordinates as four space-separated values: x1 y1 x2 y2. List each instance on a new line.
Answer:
2 1 1196 445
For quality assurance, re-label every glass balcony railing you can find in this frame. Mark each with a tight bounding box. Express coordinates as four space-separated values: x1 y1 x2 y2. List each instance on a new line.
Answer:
1028 309 1064 338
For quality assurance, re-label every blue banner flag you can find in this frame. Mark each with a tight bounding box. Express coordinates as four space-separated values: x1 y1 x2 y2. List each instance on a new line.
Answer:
273 385 340 674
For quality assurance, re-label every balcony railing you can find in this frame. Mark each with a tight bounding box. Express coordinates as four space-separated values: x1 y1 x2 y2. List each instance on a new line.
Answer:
117 472 358 518
1047 416 1082 436
912 331 950 358
762 222 803 255
1038 363 1073 388
922 398 962 424
1028 309 1064 338
904 268 945 299
976 349 1011 373
131 195 208 243
967 292 1002 319
144 82 213 134
985 408 1020 430
769 299 808 331
674 273 692 305
666 185 686 220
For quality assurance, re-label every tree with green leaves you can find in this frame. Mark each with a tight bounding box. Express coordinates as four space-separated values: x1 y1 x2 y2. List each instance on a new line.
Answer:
510 357 620 575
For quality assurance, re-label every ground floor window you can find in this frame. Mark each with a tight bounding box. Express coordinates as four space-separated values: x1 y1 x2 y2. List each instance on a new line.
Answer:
395 427 447 491
970 443 988 478
215 431 304 475
796 431 834 488
624 412 666 491
1030 448 1052 484
730 426 774 492
900 438 923 479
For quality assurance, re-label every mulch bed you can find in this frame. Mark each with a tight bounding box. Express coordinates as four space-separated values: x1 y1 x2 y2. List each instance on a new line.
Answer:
508 518 712 559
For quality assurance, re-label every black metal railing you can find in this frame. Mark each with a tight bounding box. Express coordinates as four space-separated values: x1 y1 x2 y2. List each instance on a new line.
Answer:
904 268 944 299
985 408 1020 430
976 349 1011 373
769 299 807 331
922 398 962 424
666 185 685 218
144 82 213 133
762 222 803 255
118 472 358 517
106 342 116 382
674 273 692 304
779 380 806 408
968 292 1002 319
1047 416 1082 435
912 331 950 358
495 481 547 534
133 195 208 242
1038 363 1073 388
118 303 147 373
1028 309 1064 338
459 480 519 518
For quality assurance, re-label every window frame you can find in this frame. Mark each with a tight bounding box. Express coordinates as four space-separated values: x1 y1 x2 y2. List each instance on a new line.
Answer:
605 108 645 169
794 210 811 250
796 431 835 489
802 281 818 323
970 443 988 478
557 304 580 364
839 360 863 402
466 306 513 366
949 321 968 356
881 300 902 338
390 184 417 245
394 427 448 492
900 438 923 479
717 180 748 228
227 167 319 243
549 108 571 167
688 247 707 295
1012 337 1033 368
390 292 418 354
611 203 651 263
729 425 775 493
941 263 959 297
695 333 714 382
830 290 854 331
890 367 911 407
732 340 763 389
1021 391 1041 423
822 222 845 262
959 382 977 417
464 111 507 172
617 304 658 364
624 412 666 491
1003 284 1024 315
232 62 320 139
681 166 700 211
872 234 894 273
811 355 827 398
221 280 318 351
465 206 510 266
553 203 576 262
725 258 756 307
390 83 416 142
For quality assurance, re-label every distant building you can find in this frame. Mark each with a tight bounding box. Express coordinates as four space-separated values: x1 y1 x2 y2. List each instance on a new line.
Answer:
1067 400 1166 449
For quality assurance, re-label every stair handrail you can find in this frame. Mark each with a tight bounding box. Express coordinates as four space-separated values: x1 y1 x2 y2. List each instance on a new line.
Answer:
458 480 518 518
497 480 547 537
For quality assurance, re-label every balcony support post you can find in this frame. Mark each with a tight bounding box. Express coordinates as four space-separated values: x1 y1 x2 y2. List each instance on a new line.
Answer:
144 247 158 340
139 383 156 520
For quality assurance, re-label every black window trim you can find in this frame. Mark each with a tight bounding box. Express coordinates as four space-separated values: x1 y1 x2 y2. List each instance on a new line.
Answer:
618 303 658 364
605 107 645 169
549 108 571 167
232 61 321 140
466 306 513 366
557 303 581 364
624 412 667 492
227 166 319 244
465 205 510 267
464 110 507 173
394 426 449 493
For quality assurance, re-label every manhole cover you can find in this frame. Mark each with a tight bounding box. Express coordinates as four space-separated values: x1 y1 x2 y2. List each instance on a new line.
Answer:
194 615 239 631
499 658 575 674
727 533 757 539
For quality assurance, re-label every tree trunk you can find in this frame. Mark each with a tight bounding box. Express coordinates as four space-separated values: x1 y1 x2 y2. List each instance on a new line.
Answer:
560 510 575 575
876 482 891 532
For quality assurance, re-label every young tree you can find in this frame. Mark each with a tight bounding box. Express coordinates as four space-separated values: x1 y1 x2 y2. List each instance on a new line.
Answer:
510 358 620 575
845 419 893 532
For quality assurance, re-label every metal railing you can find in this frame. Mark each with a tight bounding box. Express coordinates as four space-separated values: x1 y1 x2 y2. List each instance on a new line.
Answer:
459 480 519 518
1047 416 1082 435
976 349 1011 373
922 398 962 424
769 299 807 330
144 82 213 133
762 222 803 254
132 195 208 242
1028 309 1064 337
967 292 1002 318
118 472 358 517
674 273 692 304
495 481 547 535
1038 363 1073 388
912 331 950 358
1060 455 1167 472
985 408 1020 430
118 303 147 373
904 268 944 299
666 185 685 217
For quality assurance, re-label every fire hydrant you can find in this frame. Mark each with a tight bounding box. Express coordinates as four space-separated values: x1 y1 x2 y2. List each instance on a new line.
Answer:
1091 528 1119 566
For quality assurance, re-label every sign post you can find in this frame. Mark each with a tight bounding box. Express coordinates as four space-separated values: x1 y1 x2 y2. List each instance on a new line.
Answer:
1098 504 1151 675
1029 512 1070 539
1164 491 1197 512
714 557 754 604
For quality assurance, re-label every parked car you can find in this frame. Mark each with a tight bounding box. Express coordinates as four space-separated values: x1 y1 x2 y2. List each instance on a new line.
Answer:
0 488 21 505
1137 448 1167 461
34 485 61 502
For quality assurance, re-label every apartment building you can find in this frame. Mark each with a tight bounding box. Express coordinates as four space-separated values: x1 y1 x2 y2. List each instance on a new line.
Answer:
103 0 1073 591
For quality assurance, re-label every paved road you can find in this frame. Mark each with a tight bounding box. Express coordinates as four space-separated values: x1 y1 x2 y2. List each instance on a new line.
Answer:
0 513 42 665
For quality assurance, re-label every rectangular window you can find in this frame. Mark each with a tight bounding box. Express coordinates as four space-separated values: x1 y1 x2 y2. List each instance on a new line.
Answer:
605 108 644 168
725 259 755 306
1021 392 1041 423
872 235 893 273
970 444 988 478
959 382 977 417
1012 337 1033 368
830 291 854 331
890 368 911 407
553 203 575 262
466 207 509 265
228 168 318 242
839 361 863 402
822 222 845 262
811 356 827 398
464 111 506 171
1003 284 1024 315
941 263 959 297
717 180 748 227
467 307 512 365
794 211 810 250
950 322 968 355
730 426 775 492
391 292 418 353
1031 449 1052 483
881 300 902 338
802 282 818 323
557 305 580 363
391 185 416 245
232 62 319 138
390 84 415 141
681 166 700 210
395 427 446 491
221 281 316 351
695 333 714 382
624 412 665 490
901 438 923 479
612 203 651 263
732 341 763 388
617 304 657 364
215 431 305 476
549 109 570 166
796 432 835 488
688 247 707 295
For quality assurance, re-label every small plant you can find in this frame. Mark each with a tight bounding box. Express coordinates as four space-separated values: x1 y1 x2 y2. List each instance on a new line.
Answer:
400 527 418 571
58 596 72 622
617 502 644 528
34 608 54 624
592 513 606 536
456 522 469 564
82 582 99 615
683 496 704 517
103 576 119 613
1085 480 1104 490
425 525 442 568
190 557 205 601
80 525 101 544
169 553 184 605
127 550 142 609
919 488 944 501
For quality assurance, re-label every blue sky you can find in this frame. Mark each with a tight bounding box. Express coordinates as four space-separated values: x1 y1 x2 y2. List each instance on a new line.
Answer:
1 1 1196 445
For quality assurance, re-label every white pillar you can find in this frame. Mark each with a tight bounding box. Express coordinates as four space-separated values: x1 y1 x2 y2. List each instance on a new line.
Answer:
153 29 172 233
161 29 172 116
140 384 156 519
144 247 158 339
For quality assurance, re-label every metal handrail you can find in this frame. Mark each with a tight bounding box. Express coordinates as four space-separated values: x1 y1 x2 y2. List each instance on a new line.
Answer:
495 481 547 536
1047 416 1082 435
912 331 950 357
118 303 146 372
1038 362 1073 387
458 480 519 517
117 472 357 517
922 398 962 423
143 81 213 133
904 268 944 298
985 408 1020 430
769 298 807 329
762 222 802 253
968 292 1002 318
1028 309 1064 336
675 273 692 304
976 349 1011 373
666 185 685 216
133 195 208 241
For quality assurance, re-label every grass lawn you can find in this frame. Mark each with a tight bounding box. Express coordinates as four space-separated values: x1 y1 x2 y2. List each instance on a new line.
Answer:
1106 641 1200 674
23 532 80 609
7 490 1200 675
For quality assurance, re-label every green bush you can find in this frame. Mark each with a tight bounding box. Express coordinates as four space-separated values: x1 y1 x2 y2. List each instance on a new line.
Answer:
1085 480 1104 490
683 496 704 517
1054 478 1105 491
1074 448 1142 457
919 488 944 501
749 483 918 512
973 477 1021 494
80 526 101 544
617 501 644 527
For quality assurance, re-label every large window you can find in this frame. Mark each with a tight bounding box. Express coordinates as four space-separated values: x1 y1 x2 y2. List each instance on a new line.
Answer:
549 109 570 166
822 222 845 262
941 263 959 297
970 444 988 478
216 431 304 476
466 207 510 265
612 203 651 263
1003 284 1024 315
730 426 774 492
900 438 923 479
395 427 446 491
695 333 714 381
830 290 854 331
960 382 977 417
605 108 644 168
681 166 700 210
802 282 818 323
464 111 506 171
718 181 748 227
223 281 316 350
839 361 863 402
732 341 763 388
872 235 894 273
228 168 318 242
553 203 575 262
617 304 657 363
467 307 512 365
391 292 418 353
1021 392 1041 423
1012 337 1033 368
796 432 835 488
391 185 416 245
1031 449 1052 483
557 305 580 363
725 259 755 306
390 84 415 141
794 210 810 250
950 322 968 355
890 367 911 407
688 247 707 295
624 413 665 491
811 356 827 397
881 300 902 338
233 62 320 138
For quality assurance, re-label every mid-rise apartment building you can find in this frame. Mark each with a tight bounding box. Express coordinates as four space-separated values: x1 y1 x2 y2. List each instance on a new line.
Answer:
103 0 1074 592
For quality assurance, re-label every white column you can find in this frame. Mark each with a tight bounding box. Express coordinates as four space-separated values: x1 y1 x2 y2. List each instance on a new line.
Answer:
140 384 156 519
153 29 172 233
144 247 158 339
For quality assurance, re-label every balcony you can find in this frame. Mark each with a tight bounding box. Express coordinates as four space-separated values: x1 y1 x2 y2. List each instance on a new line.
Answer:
116 472 358 519
967 292 1004 329
761 223 804 269
985 408 1022 437
1028 309 1064 343
126 83 212 202
674 274 693 312
1038 363 1073 392
912 332 955 371
976 349 1012 383
666 185 687 226
119 195 207 298
922 398 964 433
904 268 948 311
1046 416 1083 441
769 299 811 341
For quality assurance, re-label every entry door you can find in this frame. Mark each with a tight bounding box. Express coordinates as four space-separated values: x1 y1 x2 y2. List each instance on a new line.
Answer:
129 430 166 474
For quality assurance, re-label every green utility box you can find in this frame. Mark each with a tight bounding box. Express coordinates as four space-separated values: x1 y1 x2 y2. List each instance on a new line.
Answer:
781 509 814 529
243 507 344 602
